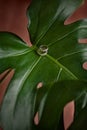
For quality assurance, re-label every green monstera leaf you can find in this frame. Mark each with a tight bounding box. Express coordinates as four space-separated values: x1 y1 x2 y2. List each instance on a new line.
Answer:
0 0 87 130
34 81 87 130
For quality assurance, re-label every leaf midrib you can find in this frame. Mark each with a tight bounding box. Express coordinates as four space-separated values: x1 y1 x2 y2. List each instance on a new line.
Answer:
46 54 78 80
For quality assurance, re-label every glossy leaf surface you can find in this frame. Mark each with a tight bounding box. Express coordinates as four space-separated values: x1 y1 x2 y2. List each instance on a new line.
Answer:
0 0 87 130
28 0 87 80
35 81 87 130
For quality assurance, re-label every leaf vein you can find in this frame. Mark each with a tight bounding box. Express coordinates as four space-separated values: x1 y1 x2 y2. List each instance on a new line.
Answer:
13 56 42 114
46 54 78 80
48 26 87 47
57 50 87 60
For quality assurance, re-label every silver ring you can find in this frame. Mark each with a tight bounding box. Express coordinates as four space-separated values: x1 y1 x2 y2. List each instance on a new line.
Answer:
37 45 48 56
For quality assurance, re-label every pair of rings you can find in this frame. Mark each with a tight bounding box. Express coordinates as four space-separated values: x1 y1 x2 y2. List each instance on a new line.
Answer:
37 45 48 56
